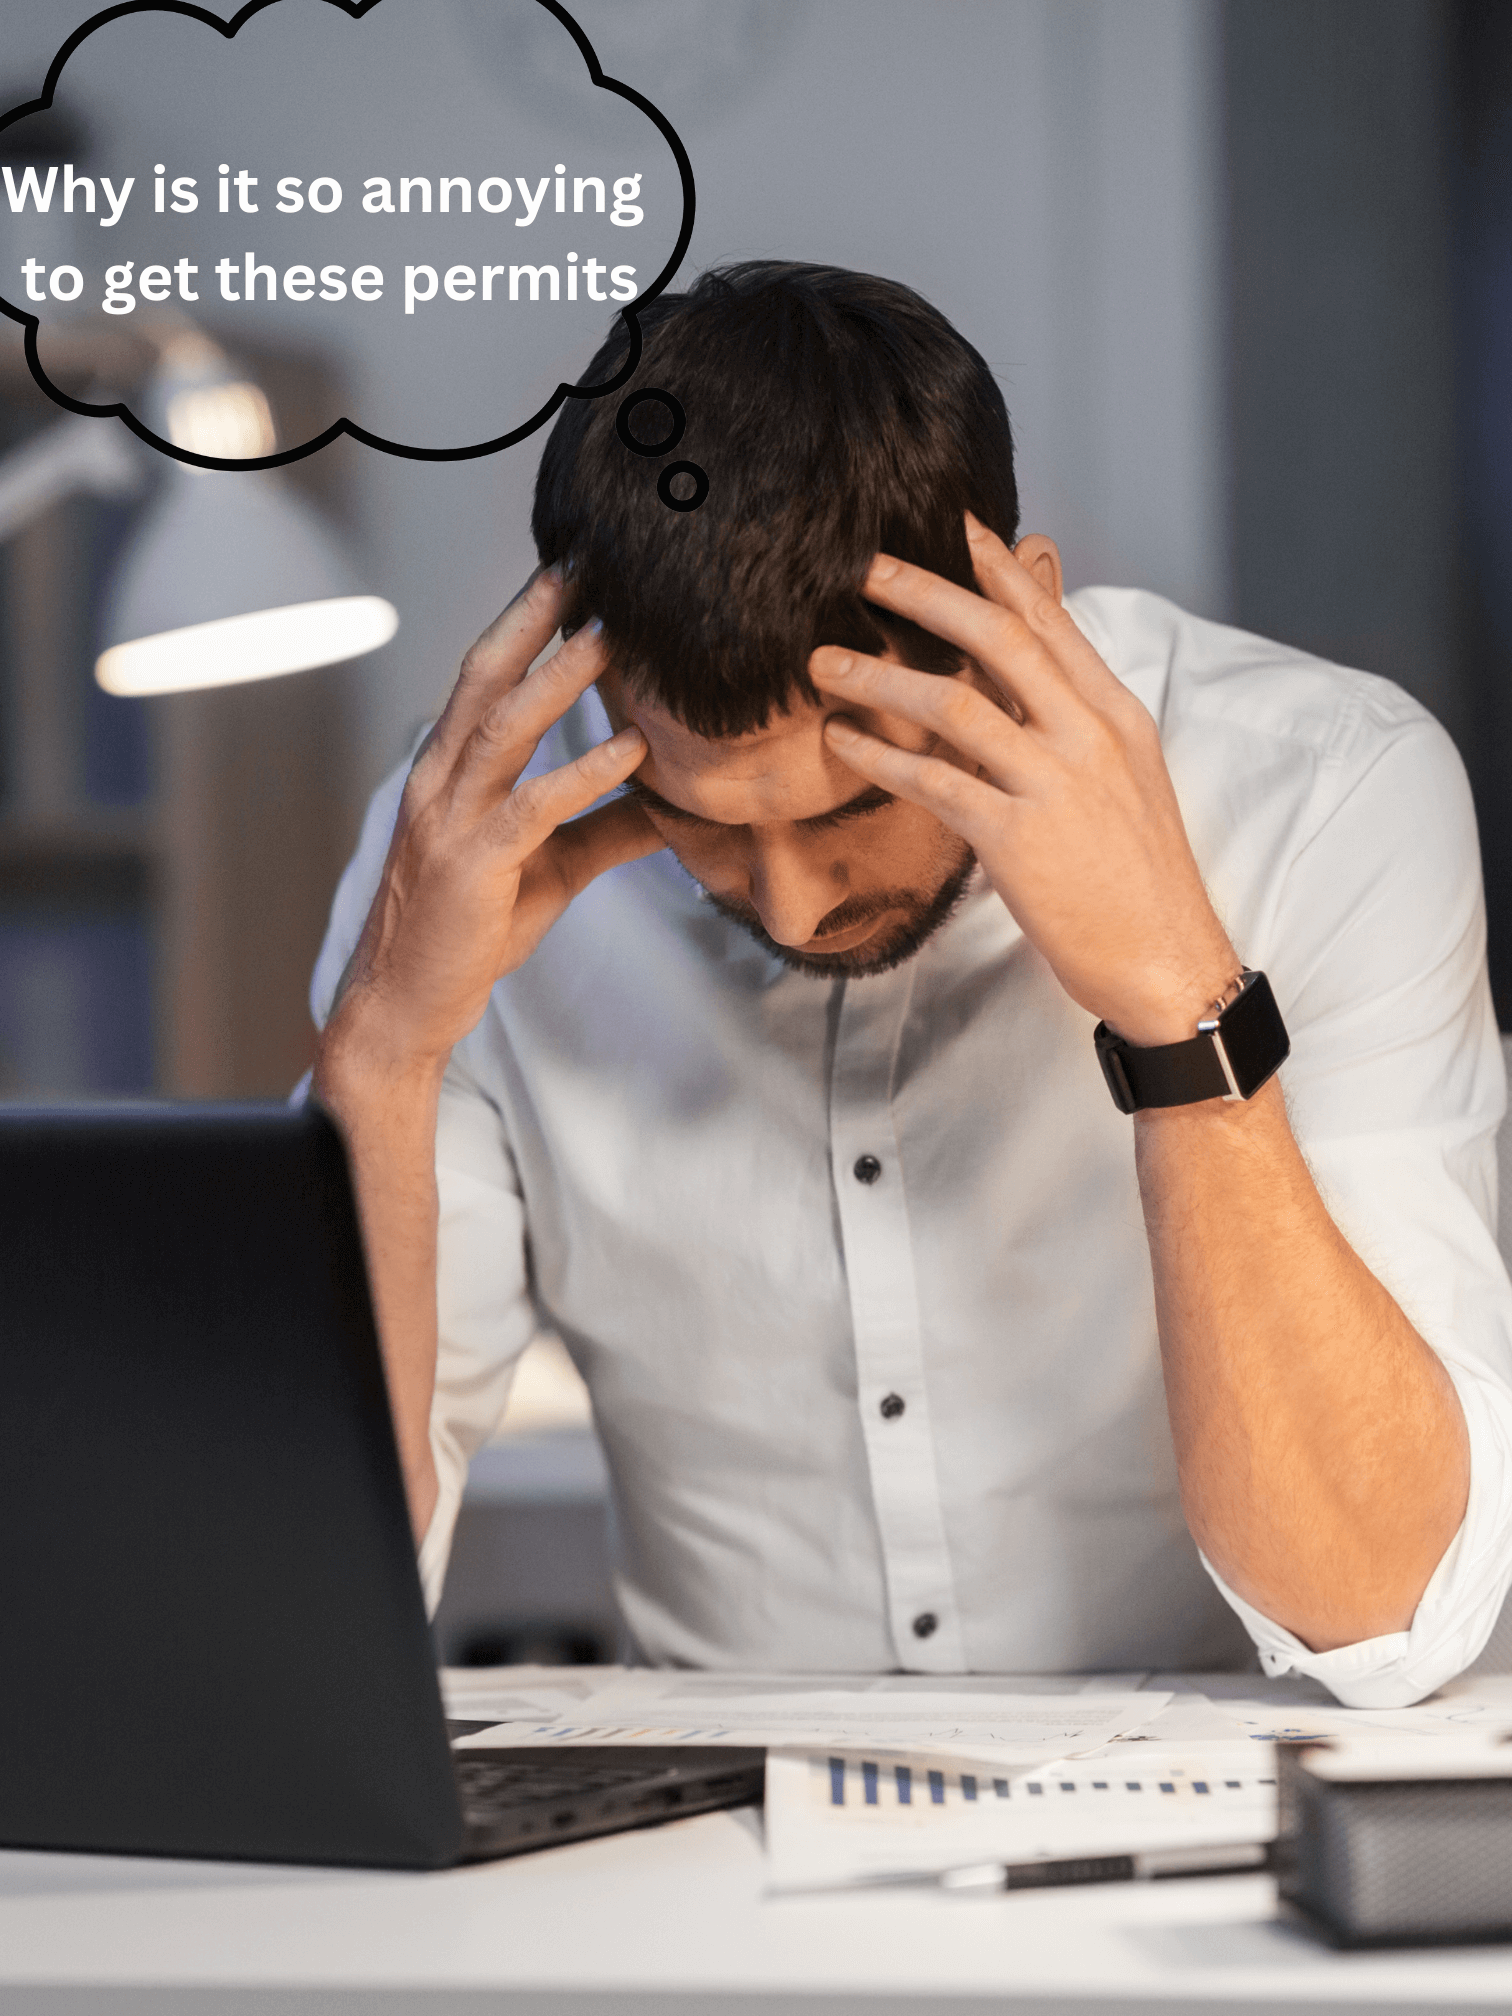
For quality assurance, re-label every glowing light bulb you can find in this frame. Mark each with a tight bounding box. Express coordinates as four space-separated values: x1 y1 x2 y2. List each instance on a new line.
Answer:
96 595 398 697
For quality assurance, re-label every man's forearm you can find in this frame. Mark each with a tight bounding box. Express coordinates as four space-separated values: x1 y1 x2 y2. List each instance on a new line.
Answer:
1135 1078 1470 1652
314 1013 447 1544
300 576 652 1553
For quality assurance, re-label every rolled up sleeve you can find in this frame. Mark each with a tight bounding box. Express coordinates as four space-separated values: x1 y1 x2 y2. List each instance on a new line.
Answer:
1201 700 1512 1704
1206 1349 1512 1706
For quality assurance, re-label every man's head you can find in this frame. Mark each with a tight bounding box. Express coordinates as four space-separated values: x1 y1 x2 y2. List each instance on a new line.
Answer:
532 262 1052 975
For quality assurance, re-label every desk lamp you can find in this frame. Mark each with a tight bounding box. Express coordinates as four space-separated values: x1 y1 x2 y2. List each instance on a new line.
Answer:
94 332 397 696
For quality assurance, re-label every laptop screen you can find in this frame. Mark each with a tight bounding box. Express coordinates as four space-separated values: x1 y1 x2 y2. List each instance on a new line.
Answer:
0 1103 463 1867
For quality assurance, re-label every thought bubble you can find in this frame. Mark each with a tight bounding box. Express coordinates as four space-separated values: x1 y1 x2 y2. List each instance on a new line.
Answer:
0 0 705 502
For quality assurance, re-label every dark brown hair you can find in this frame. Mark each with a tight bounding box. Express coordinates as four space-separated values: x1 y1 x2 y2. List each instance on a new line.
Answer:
532 261 1019 737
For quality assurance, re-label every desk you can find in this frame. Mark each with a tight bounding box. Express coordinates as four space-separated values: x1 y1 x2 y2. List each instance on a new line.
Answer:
7 1678 1512 2016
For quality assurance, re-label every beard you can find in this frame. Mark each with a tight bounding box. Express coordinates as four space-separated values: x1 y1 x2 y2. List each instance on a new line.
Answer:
699 842 979 979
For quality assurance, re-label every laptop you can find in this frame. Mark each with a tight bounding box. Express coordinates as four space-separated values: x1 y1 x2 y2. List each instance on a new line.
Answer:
0 1103 763 1869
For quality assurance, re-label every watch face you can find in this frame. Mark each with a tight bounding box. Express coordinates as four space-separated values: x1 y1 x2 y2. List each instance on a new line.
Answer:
1221 973 1291 1096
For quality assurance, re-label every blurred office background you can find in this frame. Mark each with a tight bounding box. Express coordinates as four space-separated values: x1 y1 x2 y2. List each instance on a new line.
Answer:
0 0 1508 1660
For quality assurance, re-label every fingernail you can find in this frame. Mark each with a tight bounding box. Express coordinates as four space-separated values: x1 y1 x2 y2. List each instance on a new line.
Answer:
587 616 603 636
824 716 859 740
869 555 900 581
818 651 853 678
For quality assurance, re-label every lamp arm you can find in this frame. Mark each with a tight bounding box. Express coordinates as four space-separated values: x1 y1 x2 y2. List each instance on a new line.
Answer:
0 416 144 545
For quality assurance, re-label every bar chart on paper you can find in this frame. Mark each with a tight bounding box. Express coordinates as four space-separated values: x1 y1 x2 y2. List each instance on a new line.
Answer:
764 1745 1278 1891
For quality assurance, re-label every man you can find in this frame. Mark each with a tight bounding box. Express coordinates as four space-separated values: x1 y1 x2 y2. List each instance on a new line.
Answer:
312 262 1512 1706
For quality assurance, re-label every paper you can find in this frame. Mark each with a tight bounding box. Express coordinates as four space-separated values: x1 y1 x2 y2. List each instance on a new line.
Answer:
1186 1684 1512 1749
1106 1690 1250 1746
440 1666 1156 1718
764 1742 1277 1891
1148 1671 1512 1745
449 1671 1172 1761
438 1666 1512 1894
759 1674 1512 1895
441 1667 610 1724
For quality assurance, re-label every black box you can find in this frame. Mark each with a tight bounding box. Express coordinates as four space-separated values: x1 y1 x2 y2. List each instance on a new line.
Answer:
1277 1736 1512 1946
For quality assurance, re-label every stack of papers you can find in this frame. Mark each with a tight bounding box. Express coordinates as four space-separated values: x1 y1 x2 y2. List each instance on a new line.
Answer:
440 1665 1512 1894
448 1668 1172 1762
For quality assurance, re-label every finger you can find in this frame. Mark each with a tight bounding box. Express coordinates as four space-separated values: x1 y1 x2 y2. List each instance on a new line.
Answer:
452 621 611 806
962 514 1131 712
857 548 1081 730
420 565 567 773
488 726 647 861
542 795 667 901
822 715 1008 852
809 647 1029 790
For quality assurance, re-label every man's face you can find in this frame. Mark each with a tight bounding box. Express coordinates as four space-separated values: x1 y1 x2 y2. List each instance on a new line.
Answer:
597 658 981 978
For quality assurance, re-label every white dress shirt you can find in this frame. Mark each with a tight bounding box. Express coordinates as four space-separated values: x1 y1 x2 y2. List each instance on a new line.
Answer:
310 587 1512 1707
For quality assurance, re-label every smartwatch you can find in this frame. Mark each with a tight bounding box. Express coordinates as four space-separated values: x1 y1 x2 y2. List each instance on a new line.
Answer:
1094 970 1290 1115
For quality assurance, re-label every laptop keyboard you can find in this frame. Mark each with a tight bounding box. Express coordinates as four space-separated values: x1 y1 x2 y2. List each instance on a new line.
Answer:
450 1744 766 1859
455 1754 672 1817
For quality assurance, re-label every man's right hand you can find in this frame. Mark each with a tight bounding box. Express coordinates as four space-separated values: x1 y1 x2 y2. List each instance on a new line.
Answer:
321 566 660 1077
310 567 659 1547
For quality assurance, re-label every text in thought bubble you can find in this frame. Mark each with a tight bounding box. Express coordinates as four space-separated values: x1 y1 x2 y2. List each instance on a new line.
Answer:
0 0 702 493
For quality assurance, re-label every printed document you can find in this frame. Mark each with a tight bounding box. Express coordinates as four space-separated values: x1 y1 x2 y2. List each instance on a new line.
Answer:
447 1668 1171 1761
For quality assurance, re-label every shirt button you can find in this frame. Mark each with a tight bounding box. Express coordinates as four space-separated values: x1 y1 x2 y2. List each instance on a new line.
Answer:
853 1154 882 1185
880 1393 905 1421
912 1612 939 1640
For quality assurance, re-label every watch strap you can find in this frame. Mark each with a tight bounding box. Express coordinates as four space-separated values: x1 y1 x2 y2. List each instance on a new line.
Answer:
1094 970 1289 1114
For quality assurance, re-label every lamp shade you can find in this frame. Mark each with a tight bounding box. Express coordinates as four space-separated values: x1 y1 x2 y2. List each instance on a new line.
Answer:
96 464 398 697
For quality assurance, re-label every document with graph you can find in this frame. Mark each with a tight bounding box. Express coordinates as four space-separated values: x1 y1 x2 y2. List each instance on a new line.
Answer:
764 1743 1277 1891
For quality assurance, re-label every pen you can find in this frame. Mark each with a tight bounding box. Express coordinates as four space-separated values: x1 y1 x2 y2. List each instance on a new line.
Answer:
939 1841 1273 1893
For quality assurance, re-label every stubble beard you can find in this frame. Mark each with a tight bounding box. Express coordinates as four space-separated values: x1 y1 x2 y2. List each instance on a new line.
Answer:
699 843 979 979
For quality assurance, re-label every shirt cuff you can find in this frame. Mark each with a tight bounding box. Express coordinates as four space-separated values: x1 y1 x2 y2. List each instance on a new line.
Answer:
1203 1561 1419 1707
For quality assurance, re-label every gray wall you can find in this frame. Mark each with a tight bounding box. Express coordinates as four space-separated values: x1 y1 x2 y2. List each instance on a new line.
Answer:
1223 0 1461 738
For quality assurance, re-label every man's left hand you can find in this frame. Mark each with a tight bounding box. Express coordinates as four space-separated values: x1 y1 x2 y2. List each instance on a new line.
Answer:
810 514 1238 1046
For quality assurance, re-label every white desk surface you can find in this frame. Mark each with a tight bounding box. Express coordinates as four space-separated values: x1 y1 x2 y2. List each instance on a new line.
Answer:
7 1675 1512 2016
